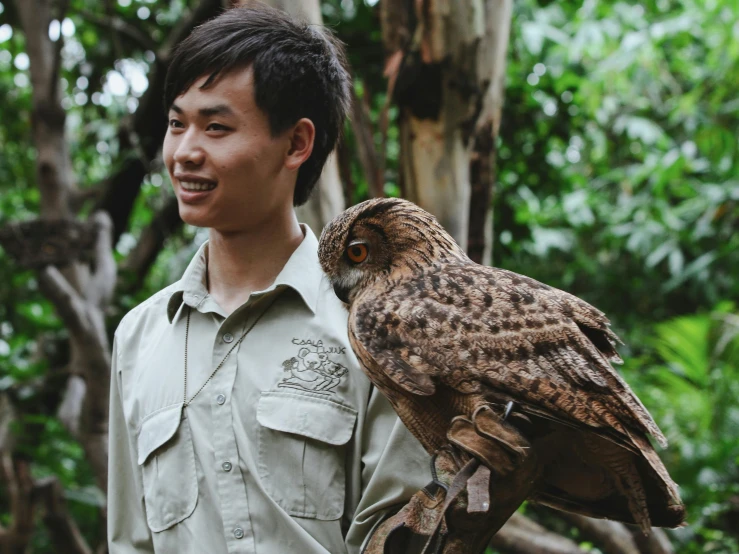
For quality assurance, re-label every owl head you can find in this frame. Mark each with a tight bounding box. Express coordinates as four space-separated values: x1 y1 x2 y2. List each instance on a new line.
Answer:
318 197 468 304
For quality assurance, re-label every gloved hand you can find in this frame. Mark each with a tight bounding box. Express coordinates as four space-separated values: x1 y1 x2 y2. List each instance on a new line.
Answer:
363 403 539 554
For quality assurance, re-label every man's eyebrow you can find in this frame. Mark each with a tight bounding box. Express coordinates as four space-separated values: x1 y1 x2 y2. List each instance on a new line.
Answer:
168 103 235 117
198 104 235 117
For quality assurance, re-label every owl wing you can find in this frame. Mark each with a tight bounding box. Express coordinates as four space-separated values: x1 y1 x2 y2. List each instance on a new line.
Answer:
349 262 667 450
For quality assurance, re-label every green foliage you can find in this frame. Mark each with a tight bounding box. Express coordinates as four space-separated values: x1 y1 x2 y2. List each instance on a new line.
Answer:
495 0 739 324
0 0 736 551
622 305 739 552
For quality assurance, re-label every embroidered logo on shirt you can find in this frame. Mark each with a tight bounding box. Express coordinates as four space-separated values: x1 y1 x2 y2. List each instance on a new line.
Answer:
278 339 348 395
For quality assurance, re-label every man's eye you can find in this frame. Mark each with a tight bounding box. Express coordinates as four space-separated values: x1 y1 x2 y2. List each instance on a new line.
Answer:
207 123 230 132
168 119 183 129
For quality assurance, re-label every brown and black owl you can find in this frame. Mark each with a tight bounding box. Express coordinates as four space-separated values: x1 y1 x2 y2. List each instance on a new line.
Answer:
318 197 685 532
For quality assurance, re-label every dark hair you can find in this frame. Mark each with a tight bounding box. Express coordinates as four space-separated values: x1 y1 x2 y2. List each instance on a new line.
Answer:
164 3 351 206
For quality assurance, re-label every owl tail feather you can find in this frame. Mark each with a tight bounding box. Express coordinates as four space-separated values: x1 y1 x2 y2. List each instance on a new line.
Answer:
613 459 652 535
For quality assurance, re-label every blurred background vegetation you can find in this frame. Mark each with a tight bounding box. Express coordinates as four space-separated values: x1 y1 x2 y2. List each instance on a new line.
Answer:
0 0 737 552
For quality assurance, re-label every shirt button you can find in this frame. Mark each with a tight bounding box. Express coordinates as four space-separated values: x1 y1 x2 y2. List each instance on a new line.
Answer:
222 461 232 472
216 394 226 405
233 527 244 539
223 332 234 343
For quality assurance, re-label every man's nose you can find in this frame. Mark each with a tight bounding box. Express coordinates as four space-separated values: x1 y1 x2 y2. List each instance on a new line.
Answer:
173 129 205 166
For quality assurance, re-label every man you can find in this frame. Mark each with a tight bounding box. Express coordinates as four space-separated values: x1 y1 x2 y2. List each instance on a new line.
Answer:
107 4 430 553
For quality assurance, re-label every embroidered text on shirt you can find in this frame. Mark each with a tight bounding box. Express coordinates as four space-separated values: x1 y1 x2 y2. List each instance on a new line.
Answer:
278 339 349 395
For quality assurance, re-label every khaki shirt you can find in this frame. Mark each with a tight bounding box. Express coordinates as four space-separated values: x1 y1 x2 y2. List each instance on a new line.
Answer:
108 226 430 554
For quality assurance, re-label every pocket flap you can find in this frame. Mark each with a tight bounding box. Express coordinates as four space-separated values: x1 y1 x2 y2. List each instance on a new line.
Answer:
137 402 185 466
257 391 357 445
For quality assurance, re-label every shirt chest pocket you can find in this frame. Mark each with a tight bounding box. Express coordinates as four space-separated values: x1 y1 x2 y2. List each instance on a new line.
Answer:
137 403 198 532
256 391 357 520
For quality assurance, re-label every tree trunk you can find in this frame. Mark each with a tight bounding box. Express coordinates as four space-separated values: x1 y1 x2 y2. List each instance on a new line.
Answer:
381 0 511 261
5 1 118 551
467 0 512 265
252 0 347 234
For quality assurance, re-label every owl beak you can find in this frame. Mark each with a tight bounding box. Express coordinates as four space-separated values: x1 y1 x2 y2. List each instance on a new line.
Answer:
333 283 351 304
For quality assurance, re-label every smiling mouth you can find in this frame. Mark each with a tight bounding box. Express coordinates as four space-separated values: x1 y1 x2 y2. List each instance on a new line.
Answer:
180 180 217 192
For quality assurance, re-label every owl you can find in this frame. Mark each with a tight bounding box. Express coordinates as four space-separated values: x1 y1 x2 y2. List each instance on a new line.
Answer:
318 197 685 532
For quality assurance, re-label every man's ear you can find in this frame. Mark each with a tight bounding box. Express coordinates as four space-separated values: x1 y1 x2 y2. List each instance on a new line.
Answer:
285 118 315 171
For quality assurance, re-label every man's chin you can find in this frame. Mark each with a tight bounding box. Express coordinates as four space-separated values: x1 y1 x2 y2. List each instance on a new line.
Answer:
177 203 215 229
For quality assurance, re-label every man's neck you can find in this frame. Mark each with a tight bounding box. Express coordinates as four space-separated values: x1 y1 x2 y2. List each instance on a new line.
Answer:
206 211 304 316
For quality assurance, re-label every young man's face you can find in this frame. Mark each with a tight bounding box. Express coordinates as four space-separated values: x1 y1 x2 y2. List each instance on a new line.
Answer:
163 67 298 233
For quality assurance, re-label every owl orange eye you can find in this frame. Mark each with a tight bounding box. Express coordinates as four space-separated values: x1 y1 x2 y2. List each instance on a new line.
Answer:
346 243 369 264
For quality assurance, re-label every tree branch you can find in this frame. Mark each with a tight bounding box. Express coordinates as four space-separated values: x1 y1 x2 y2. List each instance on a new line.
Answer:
558 513 640 554
120 196 182 292
87 211 116 309
37 266 90 338
50 0 71 101
0 456 35 554
77 9 159 54
15 0 75 219
35 477 93 554
632 528 675 554
349 82 384 198
491 513 587 554
161 0 225 57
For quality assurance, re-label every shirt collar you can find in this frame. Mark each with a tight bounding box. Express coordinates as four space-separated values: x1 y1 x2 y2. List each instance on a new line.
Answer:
167 224 322 323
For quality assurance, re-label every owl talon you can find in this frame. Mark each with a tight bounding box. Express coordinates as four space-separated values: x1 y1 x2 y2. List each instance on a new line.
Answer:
503 401 515 421
470 405 529 460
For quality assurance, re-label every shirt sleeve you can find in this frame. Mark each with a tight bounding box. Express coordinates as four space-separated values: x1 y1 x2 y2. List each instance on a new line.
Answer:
107 333 155 554
344 386 431 554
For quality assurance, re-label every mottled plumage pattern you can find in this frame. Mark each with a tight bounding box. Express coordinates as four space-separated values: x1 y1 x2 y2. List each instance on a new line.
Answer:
318 197 685 531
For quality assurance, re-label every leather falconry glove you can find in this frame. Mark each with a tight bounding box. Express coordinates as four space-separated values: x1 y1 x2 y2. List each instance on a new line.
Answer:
364 402 540 554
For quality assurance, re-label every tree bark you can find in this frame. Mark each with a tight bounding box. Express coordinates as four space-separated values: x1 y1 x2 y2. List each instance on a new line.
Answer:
491 513 588 554
467 0 512 265
558 513 641 554
381 0 511 260
18 0 72 220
